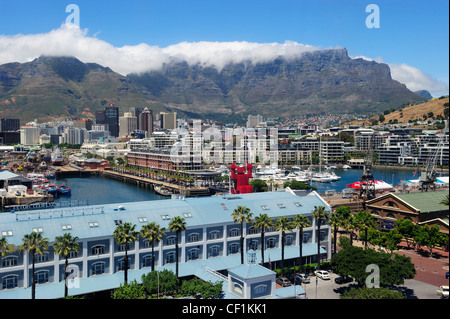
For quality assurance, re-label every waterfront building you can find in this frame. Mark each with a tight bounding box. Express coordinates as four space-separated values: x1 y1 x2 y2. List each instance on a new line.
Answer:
0 119 20 132
319 139 344 164
19 126 40 146
365 191 449 234
246 115 264 128
0 190 329 298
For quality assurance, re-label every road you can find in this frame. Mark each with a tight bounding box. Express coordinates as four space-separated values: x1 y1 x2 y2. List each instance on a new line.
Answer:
300 272 443 299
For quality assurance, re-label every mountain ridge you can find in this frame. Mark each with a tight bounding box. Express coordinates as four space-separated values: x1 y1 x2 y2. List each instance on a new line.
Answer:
0 49 426 123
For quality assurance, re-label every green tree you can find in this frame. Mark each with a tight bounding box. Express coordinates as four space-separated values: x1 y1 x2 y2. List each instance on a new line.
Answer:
283 180 317 191
396 219 418 249
111 280 146 299
53 233 80 298
0 237 15 257
140 222 166 271
180 278 223 299
253 213 273 265
275 216 294 275
142 269 178 297
169 216 187 280
113 222 139 284
249 179 268 192
380 228 403 253
415 225 442 256
354 210 376 249
231 206 253 264
341 287 405 299
19 232 49 299
312 205 329 270
292 214 310 272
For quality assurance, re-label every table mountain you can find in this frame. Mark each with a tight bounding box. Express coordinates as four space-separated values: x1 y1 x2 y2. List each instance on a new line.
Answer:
0 49 425 123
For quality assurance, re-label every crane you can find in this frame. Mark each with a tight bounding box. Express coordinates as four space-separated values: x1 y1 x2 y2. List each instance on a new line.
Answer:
359 132 376 201
419 120 448 191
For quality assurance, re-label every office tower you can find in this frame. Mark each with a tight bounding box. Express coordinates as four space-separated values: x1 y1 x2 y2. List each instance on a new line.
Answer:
0 118 20 132
119 112 137 137
73 118 93 131
139 108 153 135
96 104 119 137
246 115 263 128
129 107 144 129
160 112 177 130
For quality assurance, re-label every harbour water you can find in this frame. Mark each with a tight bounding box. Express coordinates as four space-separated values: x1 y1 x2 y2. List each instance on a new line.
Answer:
50 166 445 206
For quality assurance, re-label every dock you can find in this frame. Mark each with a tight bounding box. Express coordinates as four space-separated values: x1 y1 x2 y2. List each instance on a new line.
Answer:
100 169 211 197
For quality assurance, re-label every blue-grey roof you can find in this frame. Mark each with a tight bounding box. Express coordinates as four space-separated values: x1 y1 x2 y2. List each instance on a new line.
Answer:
0 191 330 246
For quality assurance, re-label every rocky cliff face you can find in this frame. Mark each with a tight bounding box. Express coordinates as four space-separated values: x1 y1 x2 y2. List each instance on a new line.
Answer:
0 49 425 122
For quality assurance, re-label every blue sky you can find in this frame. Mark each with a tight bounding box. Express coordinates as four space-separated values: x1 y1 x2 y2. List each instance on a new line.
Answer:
0 0 448 95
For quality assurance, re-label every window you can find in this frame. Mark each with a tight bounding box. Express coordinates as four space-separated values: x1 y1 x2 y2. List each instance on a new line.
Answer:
166 236 176 245
118 243 129 252
254 284 268 295
138 217 148 223
118 259 130 271
165 252 176 264
92 262 105 275
2 275 18 290
277 204 286 208
61 224 72 230
188 233 199 242
286 235 294 246
183 212 192 218
91 245 105 255
35 270 49 284
114 220 123 225
188 249 199 261
34 252 49 263
294 202 302 207
2 256 18 267
32 227 43 233
89 222 99 228
229 228 239 237
209 245 220 258
229 243 239 255
248 226 258 235
209 230 220 240
1 230 13 237
161 215 170 220
267 238 276 249
261 205 269 210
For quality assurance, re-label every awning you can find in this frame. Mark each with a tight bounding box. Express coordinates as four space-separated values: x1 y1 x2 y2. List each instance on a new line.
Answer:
346 180 393 190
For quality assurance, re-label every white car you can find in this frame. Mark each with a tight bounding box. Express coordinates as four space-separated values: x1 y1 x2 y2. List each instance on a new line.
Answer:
314 270 330 280
436 286 449 299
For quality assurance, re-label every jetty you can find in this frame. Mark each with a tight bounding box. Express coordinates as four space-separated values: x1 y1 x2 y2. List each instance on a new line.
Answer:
100 169 211 197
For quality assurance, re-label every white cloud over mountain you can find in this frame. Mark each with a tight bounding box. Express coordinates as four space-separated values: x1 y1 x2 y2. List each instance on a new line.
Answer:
1 25 448 96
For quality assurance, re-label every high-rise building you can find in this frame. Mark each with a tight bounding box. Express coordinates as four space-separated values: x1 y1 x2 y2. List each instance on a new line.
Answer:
119 112 137 137
73 118 93 131
129 107 143 130
160 111 177 130
246 115 263 128
139 108 153 135
96 104 119 137
0 118 20 132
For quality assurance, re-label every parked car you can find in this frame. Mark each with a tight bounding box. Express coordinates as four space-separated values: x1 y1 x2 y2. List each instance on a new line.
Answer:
314 270 330 280
276 276 292 287
298 273 310 284
436 286 449 299
335 275 353 284
446 272 449 279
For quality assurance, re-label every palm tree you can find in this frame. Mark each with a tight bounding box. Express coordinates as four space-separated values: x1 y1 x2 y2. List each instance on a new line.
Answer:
113 222 139 284
292 214 310 273
354 210 376 249
253 213 273 265
332 206 351 251
440 194 449 206
0 237 14 257
168 216 186 280
140 222 166 271
231 206 253 264
312 205 329 271
19 232 49 299
275 216 294 275
53 233 80 298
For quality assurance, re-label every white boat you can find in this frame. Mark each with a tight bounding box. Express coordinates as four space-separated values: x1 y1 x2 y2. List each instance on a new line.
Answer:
342 165 351 169
51 148 64 165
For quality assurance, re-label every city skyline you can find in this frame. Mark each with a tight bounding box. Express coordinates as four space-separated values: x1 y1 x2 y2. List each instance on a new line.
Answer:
0 0 448 97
